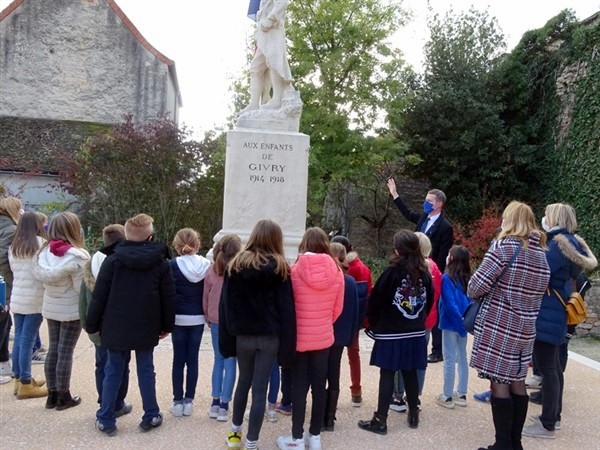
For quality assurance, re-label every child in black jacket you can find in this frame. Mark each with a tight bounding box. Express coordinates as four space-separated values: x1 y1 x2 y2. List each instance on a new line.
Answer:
86 214 176 436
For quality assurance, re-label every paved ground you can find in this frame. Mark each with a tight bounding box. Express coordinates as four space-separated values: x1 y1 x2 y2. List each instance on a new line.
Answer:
1 323 599 450
568 336 600 363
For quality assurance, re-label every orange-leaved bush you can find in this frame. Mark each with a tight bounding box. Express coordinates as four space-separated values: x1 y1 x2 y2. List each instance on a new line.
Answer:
454 207 502 268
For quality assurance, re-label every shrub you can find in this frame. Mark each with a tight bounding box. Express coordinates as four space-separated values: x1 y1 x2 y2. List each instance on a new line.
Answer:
454 207 502 268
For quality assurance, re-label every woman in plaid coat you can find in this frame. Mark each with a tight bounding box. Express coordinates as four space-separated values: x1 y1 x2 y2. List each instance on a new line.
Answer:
467 201 550 450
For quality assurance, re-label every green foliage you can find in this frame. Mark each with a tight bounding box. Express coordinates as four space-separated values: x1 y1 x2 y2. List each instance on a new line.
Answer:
361 256 388 282
496 10 579 209
553 21 600 255
59 116 223 246
394 8 509 222
285 0 409 226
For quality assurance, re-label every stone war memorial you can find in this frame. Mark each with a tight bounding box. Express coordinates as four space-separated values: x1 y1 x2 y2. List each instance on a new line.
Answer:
213 0 309 261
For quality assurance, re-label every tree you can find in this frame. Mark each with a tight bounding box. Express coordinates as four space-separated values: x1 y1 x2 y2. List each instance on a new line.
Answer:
392 8 509 222
284 0 410 228
59 116 220 245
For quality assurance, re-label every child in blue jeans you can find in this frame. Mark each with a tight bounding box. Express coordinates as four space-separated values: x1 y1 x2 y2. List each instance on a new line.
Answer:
435 245 472 409
203 235 242 421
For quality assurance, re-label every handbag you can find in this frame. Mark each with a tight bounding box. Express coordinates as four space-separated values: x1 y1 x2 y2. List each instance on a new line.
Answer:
461 301 481 335
462 242 523 334
553 288 587 325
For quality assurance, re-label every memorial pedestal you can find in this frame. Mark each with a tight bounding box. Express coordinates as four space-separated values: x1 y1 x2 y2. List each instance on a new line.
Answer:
213 127 310 262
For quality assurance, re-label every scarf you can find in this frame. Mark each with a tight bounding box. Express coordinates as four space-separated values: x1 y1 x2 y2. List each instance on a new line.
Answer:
49 239 73 256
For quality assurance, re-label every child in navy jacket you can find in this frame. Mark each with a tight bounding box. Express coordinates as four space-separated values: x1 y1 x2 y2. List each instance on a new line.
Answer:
325 242 359 431
169 228 211 417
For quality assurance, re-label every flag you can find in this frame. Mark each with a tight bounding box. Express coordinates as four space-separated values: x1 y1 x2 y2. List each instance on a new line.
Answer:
247 0 260 21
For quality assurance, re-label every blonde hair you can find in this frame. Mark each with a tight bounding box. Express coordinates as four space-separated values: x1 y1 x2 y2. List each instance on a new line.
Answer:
545 203 577 233
228 219 289 279
414 231 432 257
329 242 348 271
0 197 22 224
498 201 546 248
173 228 200 256
47 211 85 248
125 213 154 242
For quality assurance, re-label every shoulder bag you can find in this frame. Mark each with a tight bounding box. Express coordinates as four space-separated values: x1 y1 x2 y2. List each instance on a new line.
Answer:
553 284 587 325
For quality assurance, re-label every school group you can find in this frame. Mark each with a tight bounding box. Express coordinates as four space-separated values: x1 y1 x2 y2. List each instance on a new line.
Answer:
0 179 596 450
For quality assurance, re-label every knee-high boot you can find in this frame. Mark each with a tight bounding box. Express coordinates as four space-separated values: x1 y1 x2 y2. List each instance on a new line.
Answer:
511 394 528 450
478 396 514 450
323 389 339 431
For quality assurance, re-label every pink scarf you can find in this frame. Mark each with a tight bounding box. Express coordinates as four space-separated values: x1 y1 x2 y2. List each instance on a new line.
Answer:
49 239 73 256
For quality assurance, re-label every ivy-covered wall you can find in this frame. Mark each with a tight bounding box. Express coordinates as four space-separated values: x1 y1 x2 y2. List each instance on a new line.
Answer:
553 17 600 256
501 11 600 256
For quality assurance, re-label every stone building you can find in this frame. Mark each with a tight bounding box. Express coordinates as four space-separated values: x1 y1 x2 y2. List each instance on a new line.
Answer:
0 0 182 208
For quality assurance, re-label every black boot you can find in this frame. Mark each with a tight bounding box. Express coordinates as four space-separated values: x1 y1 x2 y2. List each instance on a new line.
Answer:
358 412 388 435
323 389 339 431
478 396 513 450
408 408 419 429
511 394 528 450
322 389 330 431
45 390 58 409
56 390 81 411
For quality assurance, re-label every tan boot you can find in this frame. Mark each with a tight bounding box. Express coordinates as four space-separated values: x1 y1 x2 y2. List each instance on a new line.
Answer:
16 380 48 399
17 377 45 393
31 377 46 387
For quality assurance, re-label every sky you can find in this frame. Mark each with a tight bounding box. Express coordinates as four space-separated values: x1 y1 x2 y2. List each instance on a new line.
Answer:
1 0 599 137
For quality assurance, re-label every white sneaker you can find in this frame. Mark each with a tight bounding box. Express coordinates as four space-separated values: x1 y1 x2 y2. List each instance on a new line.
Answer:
0 361 12 377
523 419 556 439
183 402 193 416
525 374 542 389
435 393 455 409
0 375 11 385
209 404 219 418
303 432 322 450
530 414 561 430
453 393 467 407
170 402 184 417
31 351 46 365
265 408 278 423
277 435 305 449
217 407 229 422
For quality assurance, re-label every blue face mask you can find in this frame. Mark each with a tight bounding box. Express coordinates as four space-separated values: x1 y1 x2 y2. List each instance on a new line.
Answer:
423 200 434 214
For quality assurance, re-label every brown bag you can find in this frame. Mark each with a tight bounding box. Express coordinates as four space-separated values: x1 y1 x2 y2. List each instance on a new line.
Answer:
553 288 587 325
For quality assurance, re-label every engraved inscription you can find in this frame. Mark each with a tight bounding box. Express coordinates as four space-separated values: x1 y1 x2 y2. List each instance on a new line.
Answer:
243 141 292 184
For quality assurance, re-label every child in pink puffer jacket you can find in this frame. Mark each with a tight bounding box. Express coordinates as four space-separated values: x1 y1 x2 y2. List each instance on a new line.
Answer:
277 227 344 450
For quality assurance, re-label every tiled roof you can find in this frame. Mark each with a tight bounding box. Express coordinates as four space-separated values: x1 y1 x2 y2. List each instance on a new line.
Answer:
0 117 111 174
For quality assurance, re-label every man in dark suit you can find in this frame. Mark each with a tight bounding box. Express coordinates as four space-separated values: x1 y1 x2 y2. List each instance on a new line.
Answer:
387 178 454 363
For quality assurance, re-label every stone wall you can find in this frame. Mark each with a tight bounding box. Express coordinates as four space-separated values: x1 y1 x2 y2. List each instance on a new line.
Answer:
0 0 179 125
556 60 588 145
576 277 600 337
349 177 430 259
